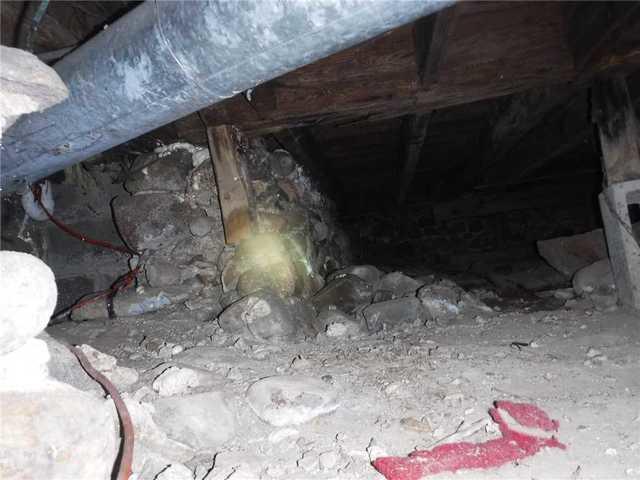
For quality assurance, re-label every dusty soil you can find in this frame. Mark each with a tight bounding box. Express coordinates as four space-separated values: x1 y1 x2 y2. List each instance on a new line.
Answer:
48 296 640 480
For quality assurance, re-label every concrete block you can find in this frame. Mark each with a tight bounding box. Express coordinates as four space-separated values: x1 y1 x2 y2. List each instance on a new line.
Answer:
599 180 640 311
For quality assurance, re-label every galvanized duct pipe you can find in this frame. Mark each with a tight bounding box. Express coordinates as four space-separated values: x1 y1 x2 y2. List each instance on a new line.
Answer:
0 0 453 191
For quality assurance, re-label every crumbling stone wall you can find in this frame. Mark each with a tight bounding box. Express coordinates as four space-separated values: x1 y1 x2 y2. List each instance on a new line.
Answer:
0 137 349 321
348 202 598 270
1 162 130 310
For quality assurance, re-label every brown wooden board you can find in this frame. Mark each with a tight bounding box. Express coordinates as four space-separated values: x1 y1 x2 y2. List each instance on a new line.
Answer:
206 125 252 245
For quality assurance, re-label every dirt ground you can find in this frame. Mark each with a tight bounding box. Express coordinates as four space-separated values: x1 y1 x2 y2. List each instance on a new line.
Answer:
48 295 640 480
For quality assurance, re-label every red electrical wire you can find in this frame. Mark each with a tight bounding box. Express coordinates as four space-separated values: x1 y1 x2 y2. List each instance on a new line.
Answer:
30 182 142 316
31 184 139 255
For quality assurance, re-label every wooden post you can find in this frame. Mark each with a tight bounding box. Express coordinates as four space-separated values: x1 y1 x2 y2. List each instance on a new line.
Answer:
206 125 252 245
592 75 640 184
593 74 640 311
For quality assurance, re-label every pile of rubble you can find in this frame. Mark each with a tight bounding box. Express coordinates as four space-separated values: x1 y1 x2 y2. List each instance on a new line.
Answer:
70 138 349 323
537 228 621 310
2 242 499 479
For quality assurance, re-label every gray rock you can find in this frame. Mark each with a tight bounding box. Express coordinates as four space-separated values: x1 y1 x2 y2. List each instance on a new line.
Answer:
286 297 318 336
537 229 608 277
328 265 383 285
418 282 462 320
218 290 298 342
220 290 241 309
0 46 69 133
311 219 330 242
125 149 192 194
145 257 184 287
372 290 395 303
189 216 217 237
311 274 373 314
270 149 296 178
246 375 338 426
0 382 118 480
418 280 492 320
313 307 363 336
363 297 426 332
376 271 423 298
0 251 57 355
38 333 102 394
152 366 213 397
114 193 192 251
573 259 616 297
152 392 236 450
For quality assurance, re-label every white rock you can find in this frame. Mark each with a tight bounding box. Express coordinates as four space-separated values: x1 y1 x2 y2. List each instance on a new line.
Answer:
152 391 236 450
123 398 194 471
155 463 194 480
79 344 139 389
246 376 338 426
297 451 318 472
268 428 299 443
152 366 201 397
318 450 339 471
0 382 118 480
0 46 69 133
0 338 50 391
0 251 57 355
326 322 349 337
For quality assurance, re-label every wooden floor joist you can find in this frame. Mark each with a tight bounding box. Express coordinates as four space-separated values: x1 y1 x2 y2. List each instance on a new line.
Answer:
206 125 252 245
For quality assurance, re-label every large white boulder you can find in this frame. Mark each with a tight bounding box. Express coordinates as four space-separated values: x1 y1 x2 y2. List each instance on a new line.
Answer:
0 251 57 355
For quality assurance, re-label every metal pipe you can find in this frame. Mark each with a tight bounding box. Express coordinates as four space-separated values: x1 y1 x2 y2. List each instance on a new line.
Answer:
1 0 453 192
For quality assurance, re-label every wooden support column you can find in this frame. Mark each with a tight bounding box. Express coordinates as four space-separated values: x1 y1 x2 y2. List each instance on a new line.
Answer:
593 74 640 311
206 125 252 245
592 75 640 184
414 6 457 87
397 112 431 205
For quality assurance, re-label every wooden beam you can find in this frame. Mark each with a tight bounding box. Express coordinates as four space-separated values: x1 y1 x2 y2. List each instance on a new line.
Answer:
397 112 432 205
566 2 640 73
592 75 640 184
198 3 577 134
414 6 458 87
206 125 252 245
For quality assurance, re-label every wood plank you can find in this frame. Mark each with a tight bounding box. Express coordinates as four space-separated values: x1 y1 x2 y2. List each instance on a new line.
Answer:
397 112 432 204
414 6 458 87
199 2 575 134
206 125 252 245
592 75 640 184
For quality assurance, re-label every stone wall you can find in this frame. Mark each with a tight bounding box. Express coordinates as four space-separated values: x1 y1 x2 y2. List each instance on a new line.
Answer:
0 138 349 321
347 197 599 271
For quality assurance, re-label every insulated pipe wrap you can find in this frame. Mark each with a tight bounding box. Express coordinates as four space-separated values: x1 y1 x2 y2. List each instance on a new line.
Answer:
1 0 453 191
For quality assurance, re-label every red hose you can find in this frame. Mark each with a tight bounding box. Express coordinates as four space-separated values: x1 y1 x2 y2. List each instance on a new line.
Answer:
31 184 138 255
